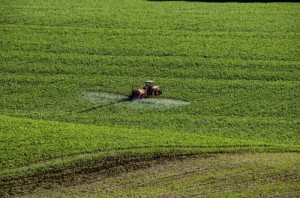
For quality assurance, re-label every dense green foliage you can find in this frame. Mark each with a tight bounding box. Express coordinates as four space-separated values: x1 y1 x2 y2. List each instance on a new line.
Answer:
0 0 299 196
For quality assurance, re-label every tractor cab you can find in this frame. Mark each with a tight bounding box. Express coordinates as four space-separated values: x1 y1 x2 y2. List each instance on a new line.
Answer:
144 80 155 96
145 80 155 87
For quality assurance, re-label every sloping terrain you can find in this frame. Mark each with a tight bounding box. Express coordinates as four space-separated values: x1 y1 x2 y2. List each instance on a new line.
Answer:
2 115 270 171
1 115 298 196
0 0 299 197
23 153 300 198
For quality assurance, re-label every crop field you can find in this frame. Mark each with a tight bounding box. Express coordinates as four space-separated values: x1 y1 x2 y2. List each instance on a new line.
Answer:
25 153 300 197
1 0 300 197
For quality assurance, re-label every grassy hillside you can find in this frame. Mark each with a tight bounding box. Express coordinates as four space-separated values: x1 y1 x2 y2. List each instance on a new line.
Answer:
26 153 300 198
2 115 289 196
1 115 273 171
0 0 299 196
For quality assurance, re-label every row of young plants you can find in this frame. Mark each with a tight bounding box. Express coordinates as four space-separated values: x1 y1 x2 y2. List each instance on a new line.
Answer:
1 50 299 82
2 26 298 62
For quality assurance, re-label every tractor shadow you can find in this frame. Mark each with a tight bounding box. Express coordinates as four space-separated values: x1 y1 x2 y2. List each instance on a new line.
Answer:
79 97 131 113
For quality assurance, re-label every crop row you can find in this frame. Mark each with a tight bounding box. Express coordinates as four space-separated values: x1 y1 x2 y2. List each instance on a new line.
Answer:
1 27 299 62
1 51 300 82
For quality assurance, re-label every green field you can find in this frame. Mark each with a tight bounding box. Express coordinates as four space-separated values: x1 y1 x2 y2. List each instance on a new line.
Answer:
25 153 300 197
1 0 300 197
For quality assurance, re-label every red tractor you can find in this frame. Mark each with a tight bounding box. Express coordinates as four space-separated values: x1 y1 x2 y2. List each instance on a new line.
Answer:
130 80 162 100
